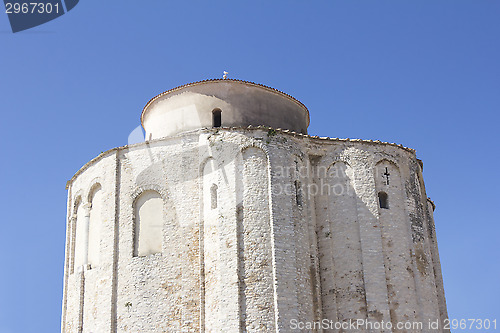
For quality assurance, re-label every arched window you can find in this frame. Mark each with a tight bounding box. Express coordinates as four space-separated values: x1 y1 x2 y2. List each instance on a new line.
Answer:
378 191 389 209
88 184 103 268
74 198 88 271
134 191 163 257
212 108 222 128
210 184 218 209
71 197 82 274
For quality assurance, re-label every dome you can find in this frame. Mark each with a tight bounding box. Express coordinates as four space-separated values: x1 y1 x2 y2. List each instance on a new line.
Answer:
141 79 310 140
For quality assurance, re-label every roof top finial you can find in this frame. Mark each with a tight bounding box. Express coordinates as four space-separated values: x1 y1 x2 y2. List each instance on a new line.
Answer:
223 71 228 80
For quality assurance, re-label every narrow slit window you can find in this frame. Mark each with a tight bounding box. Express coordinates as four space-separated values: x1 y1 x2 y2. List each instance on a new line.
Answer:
211 184 218 209
378 191 389 209
295 180 303 206
212 109 222 128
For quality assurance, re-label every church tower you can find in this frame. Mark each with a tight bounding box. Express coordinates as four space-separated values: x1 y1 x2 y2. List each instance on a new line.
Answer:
62 79 448 332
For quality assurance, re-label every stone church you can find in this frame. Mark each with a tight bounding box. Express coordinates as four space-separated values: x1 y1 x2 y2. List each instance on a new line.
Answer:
61 79 448 332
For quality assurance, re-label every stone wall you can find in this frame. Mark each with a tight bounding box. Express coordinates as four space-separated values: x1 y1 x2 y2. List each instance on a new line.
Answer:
62 127 448 332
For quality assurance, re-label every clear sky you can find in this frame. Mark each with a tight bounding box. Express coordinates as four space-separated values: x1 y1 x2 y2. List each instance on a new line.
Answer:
1 1 499 332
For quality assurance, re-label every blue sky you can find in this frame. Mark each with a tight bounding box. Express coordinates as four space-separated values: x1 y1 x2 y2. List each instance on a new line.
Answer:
1 1 499 332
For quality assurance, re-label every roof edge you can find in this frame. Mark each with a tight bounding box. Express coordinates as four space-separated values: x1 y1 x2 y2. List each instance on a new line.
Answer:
66 126 415 189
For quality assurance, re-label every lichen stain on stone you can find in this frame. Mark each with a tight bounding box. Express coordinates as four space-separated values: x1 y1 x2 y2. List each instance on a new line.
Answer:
309 264 319 320
161 281 180 295
184 298 199 313
368 309 384 322
390 308 398 327
406 265 415 278
414 244 429 276
425 205 435 240
185 240 199 265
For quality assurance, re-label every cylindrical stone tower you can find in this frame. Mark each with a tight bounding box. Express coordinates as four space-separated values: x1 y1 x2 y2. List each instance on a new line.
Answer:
62 79 448 332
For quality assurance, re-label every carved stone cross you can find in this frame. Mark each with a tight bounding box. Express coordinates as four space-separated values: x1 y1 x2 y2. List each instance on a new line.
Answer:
383 167 390 185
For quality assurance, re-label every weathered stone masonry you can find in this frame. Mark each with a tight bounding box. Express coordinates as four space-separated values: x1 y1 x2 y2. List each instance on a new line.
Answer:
62 79 449 332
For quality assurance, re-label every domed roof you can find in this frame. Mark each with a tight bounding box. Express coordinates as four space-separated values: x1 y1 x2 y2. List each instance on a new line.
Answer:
141 79 310 140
